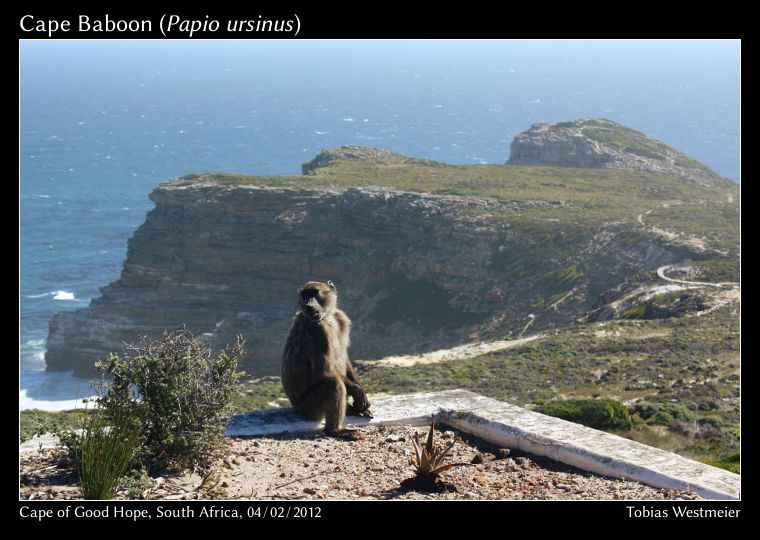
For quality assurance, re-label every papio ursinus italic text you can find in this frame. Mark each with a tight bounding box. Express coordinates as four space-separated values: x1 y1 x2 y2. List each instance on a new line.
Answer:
281 280 370 433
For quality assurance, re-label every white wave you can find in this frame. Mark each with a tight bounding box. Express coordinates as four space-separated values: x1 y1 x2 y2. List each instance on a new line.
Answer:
343 118 354 122
19 339 47 370
19 389 90 411
19 369 97 411
53 291 75 300
314 130 328 135
20 338 46 349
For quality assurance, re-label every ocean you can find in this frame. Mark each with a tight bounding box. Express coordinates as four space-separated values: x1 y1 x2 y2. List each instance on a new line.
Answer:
19 39 741 411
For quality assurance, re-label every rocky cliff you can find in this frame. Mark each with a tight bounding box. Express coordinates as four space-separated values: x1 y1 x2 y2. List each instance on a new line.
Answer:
507 118 730 187
45 122 739 377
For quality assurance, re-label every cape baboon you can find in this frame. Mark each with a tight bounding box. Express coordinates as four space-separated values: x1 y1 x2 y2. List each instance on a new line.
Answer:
281 280 370 433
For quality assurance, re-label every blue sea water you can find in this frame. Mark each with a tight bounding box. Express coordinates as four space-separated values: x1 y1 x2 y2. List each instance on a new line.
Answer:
19 39 741 410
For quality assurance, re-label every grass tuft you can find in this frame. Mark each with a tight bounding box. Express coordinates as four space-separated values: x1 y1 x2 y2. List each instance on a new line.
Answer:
73 403 144 500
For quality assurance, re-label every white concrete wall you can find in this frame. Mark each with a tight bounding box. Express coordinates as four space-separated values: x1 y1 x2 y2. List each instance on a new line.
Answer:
226 389 740 500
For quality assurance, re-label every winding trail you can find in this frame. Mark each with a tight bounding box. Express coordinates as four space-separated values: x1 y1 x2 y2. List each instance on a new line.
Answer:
653 264 740 316
656 265 725 289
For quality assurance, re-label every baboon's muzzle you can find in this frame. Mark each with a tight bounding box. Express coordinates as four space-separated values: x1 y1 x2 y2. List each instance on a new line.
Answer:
303 298 325 322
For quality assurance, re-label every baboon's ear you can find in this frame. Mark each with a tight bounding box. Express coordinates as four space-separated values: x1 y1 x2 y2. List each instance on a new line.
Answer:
327 280 336 290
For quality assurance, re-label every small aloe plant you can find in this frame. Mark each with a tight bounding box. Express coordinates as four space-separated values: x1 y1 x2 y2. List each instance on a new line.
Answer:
411 420 455 477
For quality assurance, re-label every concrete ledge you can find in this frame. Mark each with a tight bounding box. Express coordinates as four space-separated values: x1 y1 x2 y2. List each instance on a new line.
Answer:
227 389 740 500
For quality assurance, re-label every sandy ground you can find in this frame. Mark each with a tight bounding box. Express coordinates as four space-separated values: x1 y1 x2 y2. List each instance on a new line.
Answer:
360 335 543 368
20 423 702 501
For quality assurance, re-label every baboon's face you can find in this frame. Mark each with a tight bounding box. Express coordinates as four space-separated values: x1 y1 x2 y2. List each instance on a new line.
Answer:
299 281 337 323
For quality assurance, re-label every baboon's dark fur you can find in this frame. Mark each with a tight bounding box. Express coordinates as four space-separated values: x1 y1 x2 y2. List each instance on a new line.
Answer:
281 280 370 433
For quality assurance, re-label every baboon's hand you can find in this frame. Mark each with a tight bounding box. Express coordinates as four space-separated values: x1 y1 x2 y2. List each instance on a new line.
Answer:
346 404 373 418
347 392 370 416
354 391 370 413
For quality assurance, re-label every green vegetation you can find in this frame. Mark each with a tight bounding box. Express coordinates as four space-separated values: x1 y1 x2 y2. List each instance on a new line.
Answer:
20 408 90 444
20 330 246 499
534 264 585 305
581 125 668 161
353 302 739 465
536 399 632 431
686 258 740 283
701 452 740 474
172 147 738 260
94 329 246 472
23 330 248 499
622 290 709 320
233 376 288 411
192 161 733 210
70 403 144 500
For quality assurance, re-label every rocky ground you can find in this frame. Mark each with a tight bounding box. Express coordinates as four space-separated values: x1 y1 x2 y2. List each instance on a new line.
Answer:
20 424 702 501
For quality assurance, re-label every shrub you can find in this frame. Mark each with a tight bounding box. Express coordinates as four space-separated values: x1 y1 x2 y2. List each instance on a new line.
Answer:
629 402 659 420
537 399 632 431
630 401 696 424
629 412 646 428
94 329 245 472
698 416 726 429
646 410 675 426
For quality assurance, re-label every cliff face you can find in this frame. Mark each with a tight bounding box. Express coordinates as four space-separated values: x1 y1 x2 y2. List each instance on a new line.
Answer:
507 118 730 187
45 121 739 378
46 184 515 376
44 184 707 378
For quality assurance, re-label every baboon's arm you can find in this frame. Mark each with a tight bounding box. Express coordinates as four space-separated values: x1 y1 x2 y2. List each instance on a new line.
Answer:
345 359 361 383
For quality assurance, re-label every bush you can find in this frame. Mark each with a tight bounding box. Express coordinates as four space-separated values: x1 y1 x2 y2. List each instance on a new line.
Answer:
94 329 245 472
630 401 696 424
629 402 659 420
698 416 726 429
536 398 632 431
646 410 674 426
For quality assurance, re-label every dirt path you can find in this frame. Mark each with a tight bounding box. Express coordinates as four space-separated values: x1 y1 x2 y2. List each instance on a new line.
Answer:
361 334 544 368
657 265 725 288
